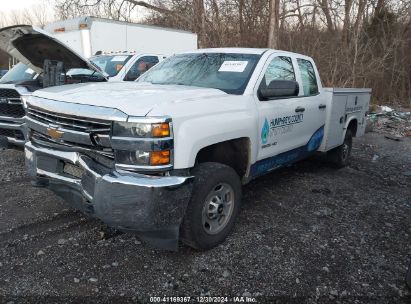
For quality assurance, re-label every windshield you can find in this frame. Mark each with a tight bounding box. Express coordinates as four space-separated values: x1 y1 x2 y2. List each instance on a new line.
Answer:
137 53 260 95
90 55 132 77
0 63 37 84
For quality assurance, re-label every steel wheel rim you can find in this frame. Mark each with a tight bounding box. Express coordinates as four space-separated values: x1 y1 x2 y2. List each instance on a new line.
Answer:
202 182 235 235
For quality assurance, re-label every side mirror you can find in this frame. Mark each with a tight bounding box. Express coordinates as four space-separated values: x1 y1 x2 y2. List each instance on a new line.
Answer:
259 80 299 100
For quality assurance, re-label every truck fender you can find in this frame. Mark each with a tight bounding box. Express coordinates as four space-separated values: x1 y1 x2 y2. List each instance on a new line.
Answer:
343 117 358 139
172 113 256 170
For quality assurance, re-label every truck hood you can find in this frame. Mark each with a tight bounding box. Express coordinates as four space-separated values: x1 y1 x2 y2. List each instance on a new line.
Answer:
32 82 229 117
0 25 104 77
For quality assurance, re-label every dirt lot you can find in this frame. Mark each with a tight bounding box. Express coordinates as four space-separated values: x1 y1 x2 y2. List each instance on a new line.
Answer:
0 132 410 303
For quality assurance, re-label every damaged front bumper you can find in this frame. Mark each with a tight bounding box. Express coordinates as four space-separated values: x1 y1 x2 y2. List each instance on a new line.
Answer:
25 141 194 250
0 116 25 146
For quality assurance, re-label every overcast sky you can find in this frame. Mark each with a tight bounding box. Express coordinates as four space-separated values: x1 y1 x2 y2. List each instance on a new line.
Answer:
0 0 147 25
0 0 55 13
1 0 43 12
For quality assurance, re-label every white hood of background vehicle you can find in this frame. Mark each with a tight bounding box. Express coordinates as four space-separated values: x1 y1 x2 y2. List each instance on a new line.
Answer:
31 82 229 117
0 25 103 76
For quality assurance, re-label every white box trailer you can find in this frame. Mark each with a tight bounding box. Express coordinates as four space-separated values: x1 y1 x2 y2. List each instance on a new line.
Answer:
44 16 198 58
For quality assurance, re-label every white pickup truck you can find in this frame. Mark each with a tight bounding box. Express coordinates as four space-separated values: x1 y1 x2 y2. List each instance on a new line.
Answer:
23 48 371 250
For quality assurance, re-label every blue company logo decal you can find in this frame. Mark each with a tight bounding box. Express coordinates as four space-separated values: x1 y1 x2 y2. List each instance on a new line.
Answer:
261 118 270 144
251 125 325 178
307 126 324 152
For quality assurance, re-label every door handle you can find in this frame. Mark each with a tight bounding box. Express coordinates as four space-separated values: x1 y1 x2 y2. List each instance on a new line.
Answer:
295 106 305 113
319 104 327 109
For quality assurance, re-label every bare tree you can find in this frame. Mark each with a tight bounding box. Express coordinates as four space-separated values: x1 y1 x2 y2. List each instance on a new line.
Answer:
267 0 280 49
342 0 353 45
318 0 334 32
52 0 411 106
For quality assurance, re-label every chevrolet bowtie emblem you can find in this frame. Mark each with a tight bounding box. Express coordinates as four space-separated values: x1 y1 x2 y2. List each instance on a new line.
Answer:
47 127 64 140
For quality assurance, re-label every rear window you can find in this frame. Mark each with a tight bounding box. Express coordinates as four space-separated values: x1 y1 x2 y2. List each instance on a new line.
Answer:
297 58 318 96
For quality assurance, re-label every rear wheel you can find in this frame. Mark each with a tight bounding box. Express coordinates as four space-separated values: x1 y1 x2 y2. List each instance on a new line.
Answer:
181 162 242 250
328 129 353 168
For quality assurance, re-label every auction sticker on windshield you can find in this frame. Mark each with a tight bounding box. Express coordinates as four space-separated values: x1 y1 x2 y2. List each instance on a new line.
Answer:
218 61 248 72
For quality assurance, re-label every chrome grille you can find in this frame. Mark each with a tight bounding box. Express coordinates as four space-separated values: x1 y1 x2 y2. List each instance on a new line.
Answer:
27 106 114 159
30 130 114 157
0 89 24 118
27 107 111 133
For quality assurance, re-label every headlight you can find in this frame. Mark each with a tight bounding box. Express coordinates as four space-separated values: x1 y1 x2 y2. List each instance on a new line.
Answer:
115 150 150 165
115 150 170 166
112 121 170 138
111 118 173 171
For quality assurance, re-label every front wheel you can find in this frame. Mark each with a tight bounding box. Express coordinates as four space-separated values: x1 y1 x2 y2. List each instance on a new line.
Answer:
328 129 353 168
181 162 242 250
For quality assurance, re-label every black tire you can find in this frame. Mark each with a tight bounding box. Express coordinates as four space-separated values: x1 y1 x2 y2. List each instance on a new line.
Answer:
328 129 353 168
181 162 242 250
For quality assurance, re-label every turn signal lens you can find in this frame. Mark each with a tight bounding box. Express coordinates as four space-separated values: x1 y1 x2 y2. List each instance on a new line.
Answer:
150 150 170 165
152 123 170 137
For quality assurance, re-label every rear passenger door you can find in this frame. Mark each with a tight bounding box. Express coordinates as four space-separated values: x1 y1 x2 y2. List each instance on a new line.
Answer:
294 58 327 150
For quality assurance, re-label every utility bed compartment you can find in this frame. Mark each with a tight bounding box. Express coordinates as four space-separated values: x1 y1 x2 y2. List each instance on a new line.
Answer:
319 88 371 152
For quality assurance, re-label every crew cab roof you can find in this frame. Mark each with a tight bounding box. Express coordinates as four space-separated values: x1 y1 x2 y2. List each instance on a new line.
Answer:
179 48 314 60
182 48 270 55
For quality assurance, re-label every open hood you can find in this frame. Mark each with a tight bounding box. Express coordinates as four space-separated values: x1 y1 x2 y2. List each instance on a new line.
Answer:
0 25 106 78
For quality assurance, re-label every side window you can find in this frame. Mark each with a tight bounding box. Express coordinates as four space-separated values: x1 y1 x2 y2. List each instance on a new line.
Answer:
124 56 159 81
262 56 295 87
297 58 318 96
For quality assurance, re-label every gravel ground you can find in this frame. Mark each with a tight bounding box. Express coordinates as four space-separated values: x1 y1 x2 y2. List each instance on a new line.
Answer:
0 132 410 303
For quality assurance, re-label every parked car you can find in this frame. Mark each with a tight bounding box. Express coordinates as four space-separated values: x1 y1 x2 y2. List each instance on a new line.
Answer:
0 69 8 79
23 48 370 250
0 63 40 146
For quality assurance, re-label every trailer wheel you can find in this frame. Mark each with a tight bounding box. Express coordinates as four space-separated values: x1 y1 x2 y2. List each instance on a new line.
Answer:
181 162 242 250
328 129 353 168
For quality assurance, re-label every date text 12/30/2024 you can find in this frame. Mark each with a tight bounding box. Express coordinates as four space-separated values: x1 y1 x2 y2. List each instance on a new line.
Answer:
149 296 258 303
